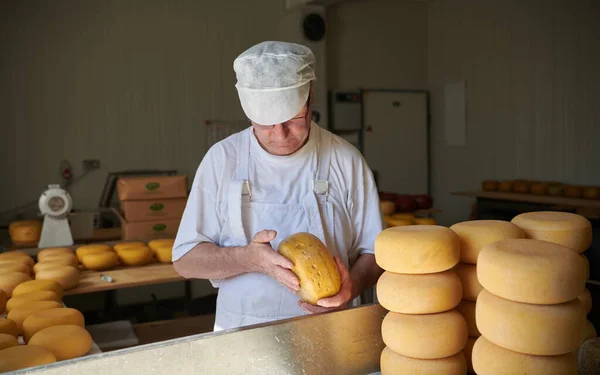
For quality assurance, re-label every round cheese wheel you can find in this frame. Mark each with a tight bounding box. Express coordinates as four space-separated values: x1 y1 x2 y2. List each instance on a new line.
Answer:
0 319 18 337
456 300 480 337
482 180 499 192
12 279 64 299
583 186 600 200
376 270 462 314
0 272 31 297
36 252 78 267
114 241 146 251
29 325 92 360
33 261 72 274
117 246 153 266
0 250 29 259
0 290 5 314
80 251 118 271
375 226 460 274
581 320 597 344
464 336 476 374
380 346 467 375
23 307 85 343
37 247 74 261
0 254 34 268
476 289 584 355
75 244 112 261
6 290 60 312
449 220 524 264
578 289 592 316
380 200 396 215
7 301 63 334
0 345 56 372
0 334 17 351
477 239 586 304
564 185 583 198
582 254 590 280
453 263 482 301
383 216 413 228
531 182 550 195
154 245 173 264
0 262 31 275
512 181 530 193
498 181 513 192
413 217 437 225
382 310 468 359
391 213 415 220
548 183 565 196
35 265 79 290
472 336 578 375
511 211 592 253
148 238 175 252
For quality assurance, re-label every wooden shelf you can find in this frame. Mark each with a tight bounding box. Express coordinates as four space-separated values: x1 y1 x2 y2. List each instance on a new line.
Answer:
453 191 600 209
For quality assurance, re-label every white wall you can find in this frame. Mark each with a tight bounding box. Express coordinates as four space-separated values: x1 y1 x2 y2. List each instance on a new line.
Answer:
428 0 600 224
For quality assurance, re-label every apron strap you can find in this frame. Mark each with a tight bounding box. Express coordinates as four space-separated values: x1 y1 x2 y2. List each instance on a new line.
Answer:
314 126 332 195
227 128 252 244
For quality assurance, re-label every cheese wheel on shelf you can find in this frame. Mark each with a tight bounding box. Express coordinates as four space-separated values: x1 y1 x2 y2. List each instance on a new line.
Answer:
12 280 64 299
382 310 468 359
478 239 586 304
80 251 119 271
511 211 592 253
0 254 34 268
383 216 413 228
154 245 173 264
29 325 92 360
33 258 79 274
583 186 600 200
449 220 524 264
75 244 112 261
564 185 583 198
531 182 550 195
114 241 146 251
380 347 467 375
453 263 482 301
7 300 63 334
464 337 476 374
414 217 437 225
0 272 31 297
117 247 154 266
35 265 79 290
6 290 60 312
380 200 396 215
0 345 56 372
37 247 74 262
456 300 480 337
36 252 78 267
472 336 578 375
481 180 499 192
0 290 5 314
0 319 18 337
376 270 462 314
0 334 17 351
581 320 597 344
23 307 85 343
0 250 29 258
578 289 592 316
148 238 175 252
512 181 530 194
498 181 513 192
375 226 460 274
476 289 584 355
0 262 31 275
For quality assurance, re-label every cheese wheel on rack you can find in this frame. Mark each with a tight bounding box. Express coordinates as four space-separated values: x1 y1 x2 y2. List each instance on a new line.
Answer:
413 217 437 225
453 263 482 301
376 270 462 314
383 216 413 228
0 334 17 351
148 238 175 252
476 289 584 355
498 181 513 192
478 239 586 304
0 250 28 258
29 325 92 360
464 337 476 374
380 347 467 375
114 241 146 251
7 300 63 334
6 290 60 312
12 279 64 299
0 252 35 267
153 245 173 264
0 290 5 314
578 289 592 315
0 272 31 297
382 310 468 359
33 257 79 274
117 246 153 266
37 247 74 262
0 320 18 337
0 263 30 275
581 320 597 344
35 265 79 290
375 226 460 274
75 244 112 261
380 200 396 215
472 336 578 375
80 251 119 271
23 307 85 343
36 252 78 267
449 220 524 264
0 345 56 372
582 255 589 280
511 211 592 253
564 186 583 198
482 180 499 192
456 300 480 337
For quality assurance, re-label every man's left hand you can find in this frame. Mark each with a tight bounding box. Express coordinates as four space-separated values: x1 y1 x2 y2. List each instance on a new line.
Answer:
298 256 353 314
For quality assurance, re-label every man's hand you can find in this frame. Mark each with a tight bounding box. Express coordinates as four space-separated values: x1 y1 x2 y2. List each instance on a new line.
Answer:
298 256 353 314
247 230 300 293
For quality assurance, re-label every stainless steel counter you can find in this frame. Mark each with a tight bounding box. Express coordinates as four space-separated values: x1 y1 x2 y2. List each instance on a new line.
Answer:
12 304 387 375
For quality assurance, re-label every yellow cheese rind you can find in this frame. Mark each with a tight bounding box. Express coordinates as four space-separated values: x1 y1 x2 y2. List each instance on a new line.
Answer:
453 263 482 301
36 252 78 267
477 239 586 304
117 247 154 267
380 347 467 375
472 336 578 375
0 253 35 268
37 247 74 262
476 289 584 355
380 200 396 215
0 334 17 351
12 280 64 299
7 301 63 334
35 265 79 290
154 245 173 264
278 233 341 305
456 300 480 337
148 238 175 252
511 211 592 253
80 252 119 271
23 307 85 343
377 270 462 314
29 325 92 360
0 319 19 337
75 245 112 261
581 320 597 344
0 272 31 297
0 263 31 275
449 220 524 264
0 290 5 314
383 216 413 227
578 289 592 315
464 337 476 374
0 345 56 372
6 290 60 312
375 226 460 274
113 241 146 251
382 310 468 359
414 217 437 225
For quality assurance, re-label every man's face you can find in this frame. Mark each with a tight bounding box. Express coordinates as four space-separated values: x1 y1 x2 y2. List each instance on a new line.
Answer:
251 102 311 156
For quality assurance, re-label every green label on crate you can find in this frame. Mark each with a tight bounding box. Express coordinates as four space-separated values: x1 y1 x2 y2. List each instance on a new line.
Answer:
152 223 166 232
145 182 160 191
150 203 164 211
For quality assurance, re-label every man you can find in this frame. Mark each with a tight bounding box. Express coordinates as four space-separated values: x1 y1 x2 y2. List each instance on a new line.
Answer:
173 41 383 331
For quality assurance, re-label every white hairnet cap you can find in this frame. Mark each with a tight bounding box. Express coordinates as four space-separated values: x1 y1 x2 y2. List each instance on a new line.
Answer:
234 41 316 126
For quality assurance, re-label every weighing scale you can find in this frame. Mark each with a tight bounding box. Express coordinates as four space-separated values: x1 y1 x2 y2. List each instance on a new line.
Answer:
38 184 74 248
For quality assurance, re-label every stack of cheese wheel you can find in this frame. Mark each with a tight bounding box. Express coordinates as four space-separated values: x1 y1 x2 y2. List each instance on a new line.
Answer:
33 248 79 290
511 211 596 345
7 280 64 335
0 251 34 299
472 238 587 375
76 244 119 271
449 220 525 373
114 242 154 267
375 225 468 374
148 238 175 264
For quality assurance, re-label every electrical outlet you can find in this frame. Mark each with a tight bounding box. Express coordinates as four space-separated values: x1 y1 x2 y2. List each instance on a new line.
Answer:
83 159 101 171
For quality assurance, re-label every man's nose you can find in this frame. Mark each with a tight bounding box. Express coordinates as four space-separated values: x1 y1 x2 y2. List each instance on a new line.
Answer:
272 123 289 140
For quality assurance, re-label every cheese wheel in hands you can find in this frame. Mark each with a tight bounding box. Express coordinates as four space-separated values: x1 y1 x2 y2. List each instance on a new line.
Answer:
477 239 586 304
449 220 524 264
456 300 480 337
0 263 30 275
464 337 476 374
453 263 482 301
472 336 578 375
382 310 468 359
75 244 112 261
29 325 92 360
7 301 63 334
12 280 63 299
0 272 31 297
6 290 60 312
578 289 592 315
476 289 584 355
380 347 467 375
35 265 79 290
375 226 460 274
511 211 592 253
0 320 18 337
80 251 118 271
0 290 5 314
376 270 462 314
278 233 341 305
23 307 84 343
0 345 56 371
0 334 17 351
37 247 74 261
117 247 153 267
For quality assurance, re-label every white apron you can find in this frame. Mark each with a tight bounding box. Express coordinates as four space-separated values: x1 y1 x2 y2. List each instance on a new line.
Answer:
213 127 342 331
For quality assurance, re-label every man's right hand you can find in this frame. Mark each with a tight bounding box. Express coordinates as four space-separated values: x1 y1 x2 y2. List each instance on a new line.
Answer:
247 230 300 293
